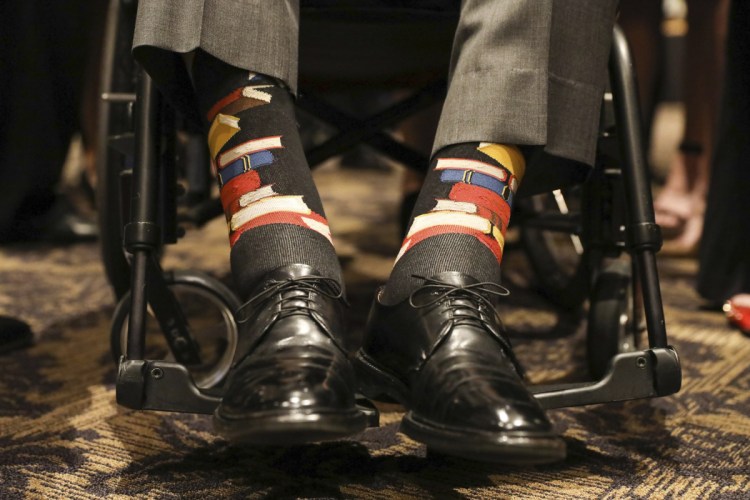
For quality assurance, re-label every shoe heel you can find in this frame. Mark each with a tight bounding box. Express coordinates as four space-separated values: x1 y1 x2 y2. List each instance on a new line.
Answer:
352 351 408 404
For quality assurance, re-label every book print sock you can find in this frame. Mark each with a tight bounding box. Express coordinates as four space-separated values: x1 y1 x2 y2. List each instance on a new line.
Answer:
191 50 341 299
381 142 525 304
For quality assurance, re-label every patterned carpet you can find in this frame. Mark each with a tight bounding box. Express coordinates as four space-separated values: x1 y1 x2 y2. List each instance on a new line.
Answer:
1 163 749 499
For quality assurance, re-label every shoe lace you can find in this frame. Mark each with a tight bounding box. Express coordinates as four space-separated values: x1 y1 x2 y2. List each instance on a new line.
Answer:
236 275 346 324
408 274 524 376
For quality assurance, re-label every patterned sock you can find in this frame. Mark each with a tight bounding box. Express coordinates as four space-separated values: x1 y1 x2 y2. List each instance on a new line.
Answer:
381 142 525 304
191 50 341 298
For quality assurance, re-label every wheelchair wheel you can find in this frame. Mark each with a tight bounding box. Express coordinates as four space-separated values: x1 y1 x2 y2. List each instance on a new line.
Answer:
520 188 590 310
96 0 138 299
110 271 241 389
586 259 639 380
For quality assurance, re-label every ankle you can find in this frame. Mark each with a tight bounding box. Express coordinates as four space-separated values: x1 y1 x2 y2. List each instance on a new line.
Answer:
384 142 523 304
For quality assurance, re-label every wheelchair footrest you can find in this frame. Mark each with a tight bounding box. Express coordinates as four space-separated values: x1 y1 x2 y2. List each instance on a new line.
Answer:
116 349 681 417
116 358 220 414
530 347 681 410
116 358 382 427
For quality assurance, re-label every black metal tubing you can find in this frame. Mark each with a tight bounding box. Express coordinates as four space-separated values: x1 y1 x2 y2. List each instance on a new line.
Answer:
609 26 668 349
128 71 160 243
297 91 432 170
125 70 160 361
301 79 445 168
122 70 202 365
143 266 203 365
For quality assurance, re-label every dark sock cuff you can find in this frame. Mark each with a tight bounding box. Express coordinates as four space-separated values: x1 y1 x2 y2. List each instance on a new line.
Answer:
381 233 501 305
230 224 342 299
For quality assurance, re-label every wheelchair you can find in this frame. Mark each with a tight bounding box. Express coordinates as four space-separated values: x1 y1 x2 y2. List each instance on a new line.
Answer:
97 0 681 424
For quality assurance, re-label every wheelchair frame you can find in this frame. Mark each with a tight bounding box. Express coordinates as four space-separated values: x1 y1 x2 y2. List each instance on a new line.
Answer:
105 4 680 418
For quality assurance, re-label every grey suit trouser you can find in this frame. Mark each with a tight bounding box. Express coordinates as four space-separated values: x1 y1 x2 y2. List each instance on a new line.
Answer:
133 0 617 167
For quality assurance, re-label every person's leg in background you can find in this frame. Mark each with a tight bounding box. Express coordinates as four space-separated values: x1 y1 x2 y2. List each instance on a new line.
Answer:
654 0 729 255
0 0 100 244
617 0 664 144
697 0 750 335
356 0 618 463
133 0 366 445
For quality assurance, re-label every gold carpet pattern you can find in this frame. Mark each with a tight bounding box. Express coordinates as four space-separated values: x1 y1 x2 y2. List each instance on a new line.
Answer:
1 164 749 499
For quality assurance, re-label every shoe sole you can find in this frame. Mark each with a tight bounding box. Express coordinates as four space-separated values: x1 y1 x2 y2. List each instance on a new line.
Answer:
354 350 566 464
401 413 566 464
213 409 368 446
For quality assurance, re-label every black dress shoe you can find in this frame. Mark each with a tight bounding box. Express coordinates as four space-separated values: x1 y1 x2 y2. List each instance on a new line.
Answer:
354 272 565 464
214 264 367 445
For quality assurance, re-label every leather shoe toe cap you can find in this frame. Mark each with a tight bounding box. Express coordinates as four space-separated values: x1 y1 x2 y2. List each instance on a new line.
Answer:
410 331 552 434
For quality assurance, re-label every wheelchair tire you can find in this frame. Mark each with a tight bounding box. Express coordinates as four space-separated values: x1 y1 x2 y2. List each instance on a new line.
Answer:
586 259 638 380
96 0 139 300
110 271 241 390
520 189 591 310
